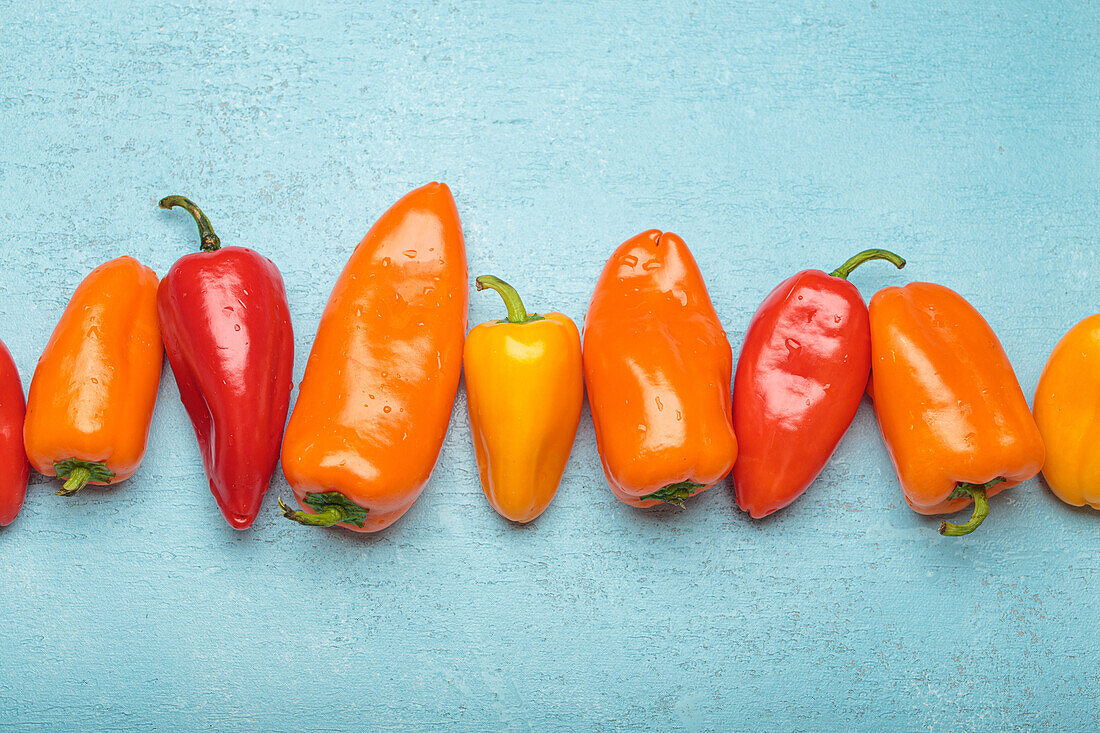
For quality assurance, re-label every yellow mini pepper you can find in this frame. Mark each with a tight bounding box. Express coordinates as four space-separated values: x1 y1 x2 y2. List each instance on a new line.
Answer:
1033 313 1100 508
463 275 583 523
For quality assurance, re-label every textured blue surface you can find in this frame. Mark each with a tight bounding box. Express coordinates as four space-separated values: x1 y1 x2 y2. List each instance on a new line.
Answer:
1 2 1098 730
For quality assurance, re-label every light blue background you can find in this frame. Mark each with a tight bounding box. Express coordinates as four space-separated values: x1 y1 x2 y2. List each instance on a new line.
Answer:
1 2 1098 730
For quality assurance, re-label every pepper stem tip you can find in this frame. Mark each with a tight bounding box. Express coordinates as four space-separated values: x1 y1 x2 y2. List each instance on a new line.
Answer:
829 248 906 280
278 493 369 529
159 195 221 252
939 478 1004 537
53 459 114 497
475 274 541 324
641 480 705 507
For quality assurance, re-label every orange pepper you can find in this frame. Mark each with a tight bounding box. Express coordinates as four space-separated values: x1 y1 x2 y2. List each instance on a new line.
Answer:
868 282 1045 536
279 183 467 532
24 256 163 495
1033 314 1100 508
583 230 738 507
463 276 583 523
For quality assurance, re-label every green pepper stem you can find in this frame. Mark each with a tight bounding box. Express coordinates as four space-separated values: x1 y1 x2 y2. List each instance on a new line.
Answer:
53 459 115 496
60 467 91 496
159 195 221 252
829 249 906 280
278 492 369 529
939 478 1004 537
641 480 705 507
475 275 540 324
279 499 345 527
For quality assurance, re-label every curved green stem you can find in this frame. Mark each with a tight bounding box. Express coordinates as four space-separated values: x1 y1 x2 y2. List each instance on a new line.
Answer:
61 467 91 495
475 275 542 324
279 492 369 528
829 249 906 280
159 195 221 252
939 478 1004 537
642 480 704 507
53 459 114 496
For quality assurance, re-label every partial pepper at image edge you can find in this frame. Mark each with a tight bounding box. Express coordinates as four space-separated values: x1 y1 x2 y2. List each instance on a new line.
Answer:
1033 313 1100 508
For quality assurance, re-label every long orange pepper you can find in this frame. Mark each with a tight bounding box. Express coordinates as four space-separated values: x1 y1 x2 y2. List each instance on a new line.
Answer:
583 230 738 507
868 282 1045 536
24 256 163 495
280 183 467 532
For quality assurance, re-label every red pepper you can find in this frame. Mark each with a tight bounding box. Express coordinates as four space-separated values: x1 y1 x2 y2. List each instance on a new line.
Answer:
0 340 29 526
731 249 905 518
158 196 294 529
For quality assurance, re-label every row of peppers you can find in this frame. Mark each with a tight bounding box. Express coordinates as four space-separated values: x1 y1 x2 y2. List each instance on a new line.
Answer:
0 183 1095 536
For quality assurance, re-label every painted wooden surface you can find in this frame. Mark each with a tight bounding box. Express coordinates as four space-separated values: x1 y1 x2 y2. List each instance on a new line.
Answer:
1 1 1098 730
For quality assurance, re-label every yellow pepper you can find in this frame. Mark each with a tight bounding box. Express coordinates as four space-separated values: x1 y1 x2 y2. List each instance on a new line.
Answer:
463 275 583 523
1033 313 1100 508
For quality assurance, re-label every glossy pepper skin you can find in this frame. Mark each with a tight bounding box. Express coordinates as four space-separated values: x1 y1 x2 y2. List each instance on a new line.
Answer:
868 282 1045 536
464 276 583 523
1033 314 1100 508
280 183 467 532
0 340 29 526
583 230 737 508
732 249 906 518
24 256 162 495
158 197 294 530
